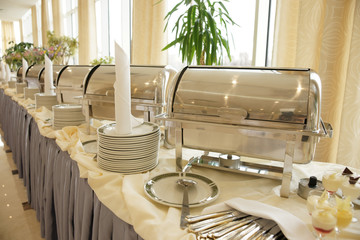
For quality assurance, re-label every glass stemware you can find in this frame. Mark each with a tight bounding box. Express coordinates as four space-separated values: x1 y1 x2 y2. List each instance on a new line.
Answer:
307 190 330 215
311 207 337 239
334 196 353 238
322 170 346 200
340 180 359 222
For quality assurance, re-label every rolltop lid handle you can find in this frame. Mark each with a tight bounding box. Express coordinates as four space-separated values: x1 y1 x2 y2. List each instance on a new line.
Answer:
320 118 332 138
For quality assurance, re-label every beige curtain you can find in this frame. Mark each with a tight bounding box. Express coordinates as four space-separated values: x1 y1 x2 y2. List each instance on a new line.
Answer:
132 0 167 65
19 20 24 42
272 0 360 169
78 0 97 64
1 21 15 52
31 5 39 46
52 0 63 35
41 0 50 46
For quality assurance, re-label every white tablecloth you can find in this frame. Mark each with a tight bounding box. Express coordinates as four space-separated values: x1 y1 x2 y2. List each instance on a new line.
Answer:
1 84 359 240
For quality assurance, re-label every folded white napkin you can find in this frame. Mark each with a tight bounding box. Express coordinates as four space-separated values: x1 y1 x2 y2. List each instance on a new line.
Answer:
44 55 55 95
114 41 132 135
5 64 11 82
22 58 28 81
204 197 315 240
0 62 5 81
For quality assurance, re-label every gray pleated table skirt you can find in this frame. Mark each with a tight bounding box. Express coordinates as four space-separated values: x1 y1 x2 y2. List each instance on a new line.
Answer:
0 89 143 240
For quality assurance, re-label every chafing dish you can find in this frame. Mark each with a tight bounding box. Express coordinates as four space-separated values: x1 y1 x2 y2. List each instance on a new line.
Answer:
16 66 25 83
26 64 44 89
158 66 333 197
38 65 67 92
82 64 177 122
56 65 95 104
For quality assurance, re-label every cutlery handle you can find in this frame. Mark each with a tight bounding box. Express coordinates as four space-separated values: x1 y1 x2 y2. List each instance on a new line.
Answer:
185 210 235 223
180 186 189 229
210 218 253 238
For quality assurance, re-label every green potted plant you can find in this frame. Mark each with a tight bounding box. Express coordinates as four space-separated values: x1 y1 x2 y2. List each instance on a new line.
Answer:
90 56 114 66
162 0 238 65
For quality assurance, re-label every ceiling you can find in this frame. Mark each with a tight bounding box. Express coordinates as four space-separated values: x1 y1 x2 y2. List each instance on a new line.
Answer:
0 0 38 21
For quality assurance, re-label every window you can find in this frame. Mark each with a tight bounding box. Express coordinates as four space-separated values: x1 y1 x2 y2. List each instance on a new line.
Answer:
62 0 78 63
22 9 33 43
36 0 42 46
13 21 21 43
165 0 276 68
94 0 131 59
47 0 54 32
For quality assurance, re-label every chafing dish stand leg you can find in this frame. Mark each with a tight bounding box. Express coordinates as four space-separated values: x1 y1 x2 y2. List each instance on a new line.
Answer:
83 99 91 135
175 122 183 172
280 135 295 198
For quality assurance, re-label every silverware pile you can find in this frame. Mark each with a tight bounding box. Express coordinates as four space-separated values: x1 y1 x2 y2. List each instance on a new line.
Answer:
185 210 287 240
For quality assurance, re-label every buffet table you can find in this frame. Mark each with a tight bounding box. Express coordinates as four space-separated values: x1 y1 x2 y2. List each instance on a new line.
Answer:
0 85 359 240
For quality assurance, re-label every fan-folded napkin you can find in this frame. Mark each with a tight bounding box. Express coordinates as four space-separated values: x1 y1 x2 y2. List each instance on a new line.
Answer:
22 58 28 81
44 55 55 95
5 64 11 82
114 42 132 135
0 62 5 81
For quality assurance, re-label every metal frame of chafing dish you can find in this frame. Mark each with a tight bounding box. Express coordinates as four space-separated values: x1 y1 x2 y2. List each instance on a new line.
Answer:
55 65 94 104
158 115 332 197
81 97 164 133
81 65 177 133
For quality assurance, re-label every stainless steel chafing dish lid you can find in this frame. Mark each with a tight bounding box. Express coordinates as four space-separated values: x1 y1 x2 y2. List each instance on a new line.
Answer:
56 65 95 103
56 65 94 88
167 66 321 131
39 65 67 88
26 64 44 89
84 64 170 101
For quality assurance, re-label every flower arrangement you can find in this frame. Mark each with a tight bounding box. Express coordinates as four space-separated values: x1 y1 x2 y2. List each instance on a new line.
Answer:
2 31 78 70
44 44 63 63
3 41 33 71
46 31 78 64
23 47 46 65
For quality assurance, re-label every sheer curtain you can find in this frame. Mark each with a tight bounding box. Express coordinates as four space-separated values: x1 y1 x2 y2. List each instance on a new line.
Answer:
78 0 97 64
52 0 63 35
31 5 39 46
41 0 50 46
19 20 24 42
272 0 360 168
1 21 15 52
131 0 167 65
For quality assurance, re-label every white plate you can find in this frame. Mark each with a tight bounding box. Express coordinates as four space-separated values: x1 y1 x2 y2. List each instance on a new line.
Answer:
97 151 158 162
144 172 219 208
53 104 82 110
83 140 97 154
98 122 159 138
98 147 158 157
98 160 158 173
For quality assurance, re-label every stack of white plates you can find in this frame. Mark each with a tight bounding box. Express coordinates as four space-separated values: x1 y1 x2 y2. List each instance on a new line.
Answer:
16 82 27 94
24 87 40 100
52 104 86 130
35 93 58 110
97 122 160 174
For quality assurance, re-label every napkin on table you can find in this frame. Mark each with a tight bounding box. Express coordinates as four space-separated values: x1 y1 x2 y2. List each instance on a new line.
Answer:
44 55 55 95
22 58 28 81
203 197 315 240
